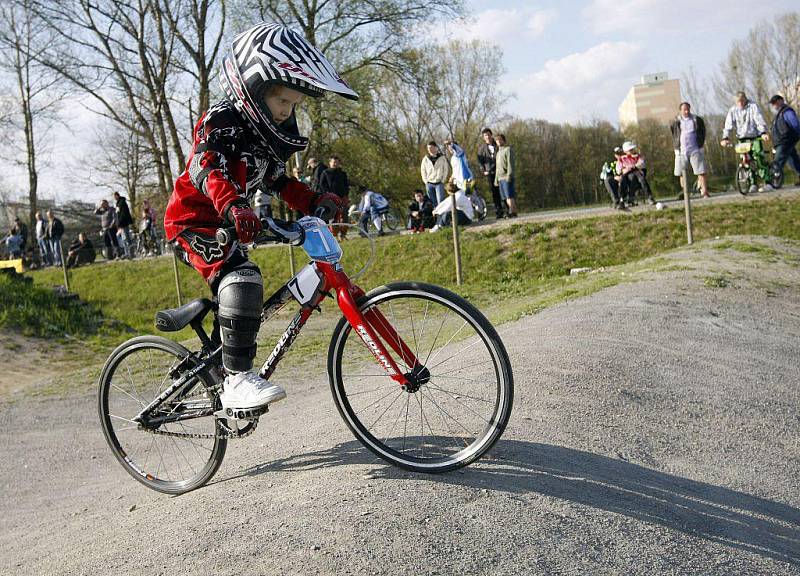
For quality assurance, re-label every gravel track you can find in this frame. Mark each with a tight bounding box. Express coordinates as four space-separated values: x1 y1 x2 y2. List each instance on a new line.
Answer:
1 238 798 575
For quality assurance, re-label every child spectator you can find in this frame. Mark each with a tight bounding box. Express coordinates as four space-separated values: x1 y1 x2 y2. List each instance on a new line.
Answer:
408 189 434 232
66 232 96 268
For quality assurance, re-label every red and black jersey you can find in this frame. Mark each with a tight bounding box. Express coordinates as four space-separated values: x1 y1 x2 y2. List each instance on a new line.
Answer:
164 101 316 242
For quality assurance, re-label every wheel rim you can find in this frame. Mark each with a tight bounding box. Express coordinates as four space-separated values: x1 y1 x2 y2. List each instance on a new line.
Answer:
100 343 222 490
333 290 509 469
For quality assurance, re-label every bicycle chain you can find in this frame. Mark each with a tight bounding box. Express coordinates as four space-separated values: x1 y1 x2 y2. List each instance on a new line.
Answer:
139 387 260 440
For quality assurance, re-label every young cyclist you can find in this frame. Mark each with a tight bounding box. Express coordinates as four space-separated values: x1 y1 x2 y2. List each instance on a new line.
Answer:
164 23 358 413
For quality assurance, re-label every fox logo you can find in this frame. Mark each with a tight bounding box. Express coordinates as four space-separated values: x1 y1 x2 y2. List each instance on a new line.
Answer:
189 234 224 263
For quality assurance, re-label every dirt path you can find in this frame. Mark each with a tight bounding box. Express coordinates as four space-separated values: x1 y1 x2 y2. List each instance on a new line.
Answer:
1 237 799 575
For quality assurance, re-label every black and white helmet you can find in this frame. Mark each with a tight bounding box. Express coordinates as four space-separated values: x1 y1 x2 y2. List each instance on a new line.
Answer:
220 22 359 158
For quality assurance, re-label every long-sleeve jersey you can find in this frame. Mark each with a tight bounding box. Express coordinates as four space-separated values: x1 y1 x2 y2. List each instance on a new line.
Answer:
722 102 767 140
164 101 316 241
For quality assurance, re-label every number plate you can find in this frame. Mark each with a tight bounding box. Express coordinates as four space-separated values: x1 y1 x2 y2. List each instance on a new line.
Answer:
287 264 323 305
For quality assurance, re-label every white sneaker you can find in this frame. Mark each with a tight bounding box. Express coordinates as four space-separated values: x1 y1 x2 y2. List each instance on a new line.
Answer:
219 372 286 411
760 183 774 192
428 225 441 233
748 184 758 194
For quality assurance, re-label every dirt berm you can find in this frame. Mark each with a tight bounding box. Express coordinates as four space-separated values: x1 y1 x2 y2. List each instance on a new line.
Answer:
1 236 798 575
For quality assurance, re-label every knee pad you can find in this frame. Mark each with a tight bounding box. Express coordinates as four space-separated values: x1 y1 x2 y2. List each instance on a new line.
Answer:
217 264 263 372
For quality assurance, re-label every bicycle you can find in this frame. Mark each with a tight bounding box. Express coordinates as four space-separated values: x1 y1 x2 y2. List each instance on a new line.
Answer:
348 204 402 232
728 138 783 195
98 216 514 494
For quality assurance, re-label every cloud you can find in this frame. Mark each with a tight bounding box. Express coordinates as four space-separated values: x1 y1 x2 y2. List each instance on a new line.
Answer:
435 7 557 43
503 41 646 123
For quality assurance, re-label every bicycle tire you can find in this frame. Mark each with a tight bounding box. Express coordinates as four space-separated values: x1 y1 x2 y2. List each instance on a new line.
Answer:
736 165 751 195
384 210 400 231
327 282 513 473
770 162 784 190
98 336 227 494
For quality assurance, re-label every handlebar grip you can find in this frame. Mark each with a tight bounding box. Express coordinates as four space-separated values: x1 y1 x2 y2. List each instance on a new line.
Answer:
216 227 236 247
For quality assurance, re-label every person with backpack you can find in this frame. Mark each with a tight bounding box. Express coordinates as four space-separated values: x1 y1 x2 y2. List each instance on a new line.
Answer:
769 94 800 184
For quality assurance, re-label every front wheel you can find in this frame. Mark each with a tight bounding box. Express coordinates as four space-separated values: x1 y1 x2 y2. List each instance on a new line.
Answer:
770 162 784 189
736 164 751 195
328 282 513 473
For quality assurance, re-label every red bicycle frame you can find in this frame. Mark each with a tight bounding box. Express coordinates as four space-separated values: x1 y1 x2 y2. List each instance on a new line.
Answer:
257 261 417 388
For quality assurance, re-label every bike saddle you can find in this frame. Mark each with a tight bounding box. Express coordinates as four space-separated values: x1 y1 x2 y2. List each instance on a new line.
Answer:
155 298 214 332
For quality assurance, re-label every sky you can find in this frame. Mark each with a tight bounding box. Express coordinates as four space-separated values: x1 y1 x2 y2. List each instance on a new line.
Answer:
4 0 800 204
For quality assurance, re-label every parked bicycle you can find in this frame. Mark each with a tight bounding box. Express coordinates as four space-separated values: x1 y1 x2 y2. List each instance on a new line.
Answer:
98 216 514 494
727 138 783 195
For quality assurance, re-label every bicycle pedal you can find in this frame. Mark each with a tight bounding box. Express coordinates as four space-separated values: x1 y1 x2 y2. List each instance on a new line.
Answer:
215 405 270 420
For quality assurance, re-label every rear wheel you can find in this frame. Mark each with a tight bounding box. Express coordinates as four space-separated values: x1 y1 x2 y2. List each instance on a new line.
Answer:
384 209 400 231
328 282 513 473
770 162 784 189
736 164 751 195
98 336 226 494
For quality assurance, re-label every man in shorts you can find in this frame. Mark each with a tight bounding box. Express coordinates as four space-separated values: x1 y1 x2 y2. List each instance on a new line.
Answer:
671 102 708 198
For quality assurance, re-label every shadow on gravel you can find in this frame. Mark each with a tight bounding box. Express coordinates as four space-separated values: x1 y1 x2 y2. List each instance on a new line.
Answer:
237 439 800 566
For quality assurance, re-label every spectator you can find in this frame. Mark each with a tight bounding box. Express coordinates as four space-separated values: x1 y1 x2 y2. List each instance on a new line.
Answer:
600 147 625 209
721 91 770 193
114 192 134 259
477 128 505 218
4 228 23 259
34 210 51 266
420 141 449 206
66 232 96 268
320 156 350 240
13 216 28 253
141 199 157 243
407 189 434 232
307 157 326 193
356 186 390 236
494 134 518 217
253 189 272 219
430 182 474 233
671 102 709 198
618 141 656 206
445 139 473 192
768 94 800 185
94 199 119 260
46 209 64 267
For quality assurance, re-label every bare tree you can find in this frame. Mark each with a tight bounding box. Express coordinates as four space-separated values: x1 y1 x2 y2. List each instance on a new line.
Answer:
0 0 61 233
428 40 509 150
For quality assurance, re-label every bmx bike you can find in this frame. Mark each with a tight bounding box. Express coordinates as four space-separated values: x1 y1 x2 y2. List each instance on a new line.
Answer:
730 138 783 195
98 216 514 494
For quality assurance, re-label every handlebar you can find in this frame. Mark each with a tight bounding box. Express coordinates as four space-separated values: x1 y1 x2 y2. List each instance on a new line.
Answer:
216 217 305 248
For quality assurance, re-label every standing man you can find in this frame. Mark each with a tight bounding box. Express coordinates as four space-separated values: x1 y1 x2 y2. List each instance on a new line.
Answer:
768 95 800 185
319 156 350 240
494 134 518 217
94 199 118 260
420 141 449 206
721 91 770 193
477 128 505 218
113 192 134 258
46 209 64 267
671 102 709 198
34 210 51 266
307 157 326 193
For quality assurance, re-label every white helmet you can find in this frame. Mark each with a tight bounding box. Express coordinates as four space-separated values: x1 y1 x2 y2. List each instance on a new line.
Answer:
219 22 359 159
622 141 637 153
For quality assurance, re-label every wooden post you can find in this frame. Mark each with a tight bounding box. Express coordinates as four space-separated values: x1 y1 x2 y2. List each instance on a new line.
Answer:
682 167 693 245
450 189 463 286
288 244 296 277
59 241 70 292
172 250 183 306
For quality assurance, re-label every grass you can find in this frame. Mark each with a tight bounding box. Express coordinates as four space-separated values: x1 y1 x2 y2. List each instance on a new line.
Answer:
0 272 130 342
18 194 800 351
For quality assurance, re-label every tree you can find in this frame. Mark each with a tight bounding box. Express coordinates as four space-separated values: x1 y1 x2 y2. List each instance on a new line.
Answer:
0 0 62 234
234 0 464 155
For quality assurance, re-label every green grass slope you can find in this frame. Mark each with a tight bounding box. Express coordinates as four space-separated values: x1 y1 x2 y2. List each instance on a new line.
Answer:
23 195 800 346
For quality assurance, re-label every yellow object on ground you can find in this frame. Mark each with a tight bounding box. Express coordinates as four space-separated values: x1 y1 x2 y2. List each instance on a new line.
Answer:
0 259 24 273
